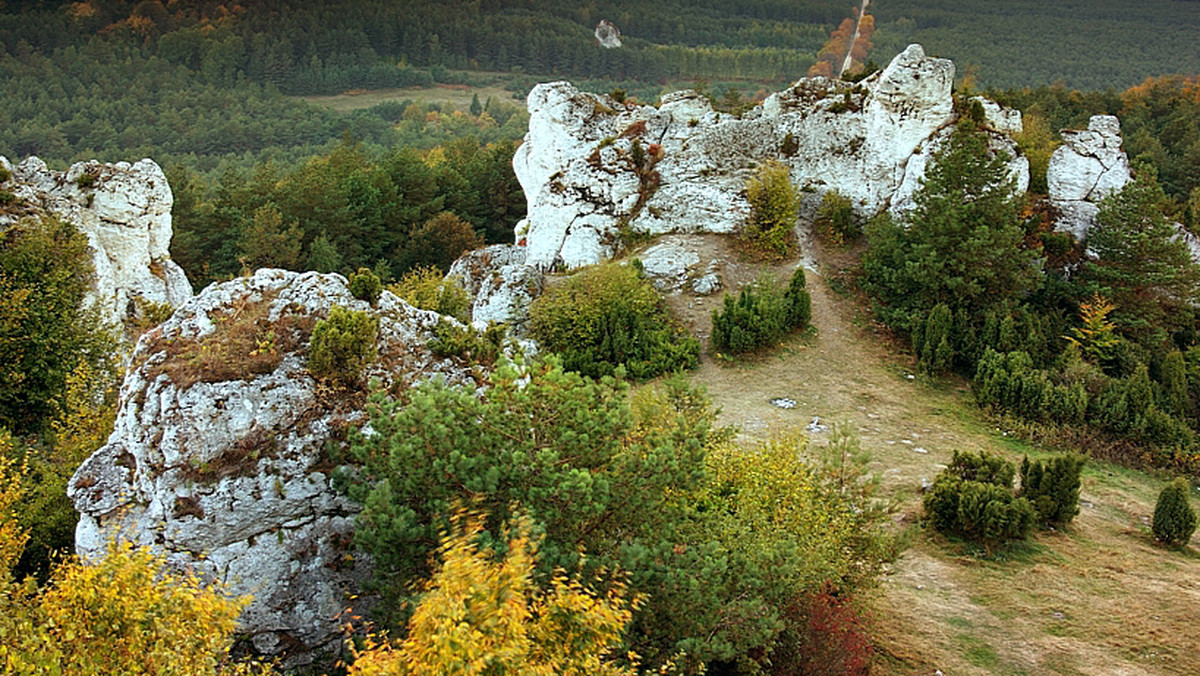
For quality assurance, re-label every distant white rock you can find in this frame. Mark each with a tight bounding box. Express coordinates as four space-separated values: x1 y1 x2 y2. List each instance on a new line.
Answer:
1047 115 1132 239
511 44 1028 271
594 20 622 49
1 155 192 329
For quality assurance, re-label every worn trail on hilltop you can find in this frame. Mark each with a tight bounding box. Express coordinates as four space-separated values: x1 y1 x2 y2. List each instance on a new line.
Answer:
689 258 1200 676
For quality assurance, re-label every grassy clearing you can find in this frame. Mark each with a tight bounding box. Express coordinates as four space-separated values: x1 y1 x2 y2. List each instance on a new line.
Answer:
297 81 521 112
687 240 1200 675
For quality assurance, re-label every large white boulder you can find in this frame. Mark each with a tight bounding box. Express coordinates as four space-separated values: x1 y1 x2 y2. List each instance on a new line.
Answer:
511 44 1028 270
68 269 480 666
1 156 193 329
1047 115 1132 239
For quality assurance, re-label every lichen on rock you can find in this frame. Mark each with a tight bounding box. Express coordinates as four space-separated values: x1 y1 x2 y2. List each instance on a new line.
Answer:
1 155 193 331
68 268 481 666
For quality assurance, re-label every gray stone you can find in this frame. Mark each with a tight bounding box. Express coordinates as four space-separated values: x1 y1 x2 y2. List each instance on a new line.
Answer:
69 269 482 666
512 44 1029 271
1047 115 1132 239
2 155 192 330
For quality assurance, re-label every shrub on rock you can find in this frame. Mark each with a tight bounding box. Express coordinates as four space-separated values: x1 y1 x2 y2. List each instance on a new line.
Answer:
348 267 382 305
308 305 378 387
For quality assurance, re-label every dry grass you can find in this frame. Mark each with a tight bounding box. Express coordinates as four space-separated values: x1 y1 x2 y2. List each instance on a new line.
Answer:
297 82 520 113
144 292 314 389
684 238 1200 675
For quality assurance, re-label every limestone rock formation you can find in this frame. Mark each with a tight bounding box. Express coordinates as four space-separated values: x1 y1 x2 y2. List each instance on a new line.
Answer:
1047 115 1132 239
511 44 1028 270
448 243 544 332
0 155 193 328
68 269 479 666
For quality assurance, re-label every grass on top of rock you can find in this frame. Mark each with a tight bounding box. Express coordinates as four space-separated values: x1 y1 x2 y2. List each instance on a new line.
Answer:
528 262 698 380
143 292 313 390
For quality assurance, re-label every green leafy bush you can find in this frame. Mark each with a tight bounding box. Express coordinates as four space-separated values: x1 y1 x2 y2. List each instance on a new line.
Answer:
348 267 382 305
1019 454 1085 526
388 266 470 322
307 305 378 387
528 263 698 380
1152 477 1196 547
923 450 1036 552
742 160 799 258
813 190 861 245
0 216 118 434
712 269 811 355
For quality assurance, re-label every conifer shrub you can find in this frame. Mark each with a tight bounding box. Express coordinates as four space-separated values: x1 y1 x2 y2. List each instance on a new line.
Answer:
923 450 1036 552
429 319 507 366
711 269 810 355
388 266 471 322
785 266 812 329
911 303 954 374
1018 454 1085 527
528 263 698 380
308 305 378 387
973 349 1088 424
348 267 382 305
1152 477 1196 547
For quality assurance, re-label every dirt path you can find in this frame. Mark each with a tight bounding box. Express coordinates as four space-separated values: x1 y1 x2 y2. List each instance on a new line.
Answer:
686 254 1200 676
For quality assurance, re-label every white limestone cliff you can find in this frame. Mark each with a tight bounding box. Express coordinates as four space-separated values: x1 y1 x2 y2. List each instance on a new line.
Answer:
0 156 193 329
511 45 1028 270
1047 115 1132 239
68 269 481 666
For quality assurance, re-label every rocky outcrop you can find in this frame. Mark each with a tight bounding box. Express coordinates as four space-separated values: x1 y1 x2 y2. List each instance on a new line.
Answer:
68 269 480 666
0 156 193 329
1047 115 1132 239
512 44 1028 270
448 243 544 332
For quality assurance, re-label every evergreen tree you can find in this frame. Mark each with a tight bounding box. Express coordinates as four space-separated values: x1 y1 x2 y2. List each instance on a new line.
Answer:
862 122 1042 327
1152 477 1197 547
1081 169 1200 340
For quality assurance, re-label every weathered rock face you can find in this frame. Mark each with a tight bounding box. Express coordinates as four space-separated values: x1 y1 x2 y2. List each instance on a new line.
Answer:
448 243 544 332
0 155 193 328
1047 115 1132 239
68 269 479 666
512 44 1028 270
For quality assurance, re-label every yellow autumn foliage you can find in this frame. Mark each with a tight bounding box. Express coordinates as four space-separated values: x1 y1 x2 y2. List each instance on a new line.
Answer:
349 511 640 676
0 431 26 573
0 448 264 676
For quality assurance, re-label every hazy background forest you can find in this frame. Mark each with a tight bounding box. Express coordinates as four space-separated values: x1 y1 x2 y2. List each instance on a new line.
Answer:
4 0 1200 288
